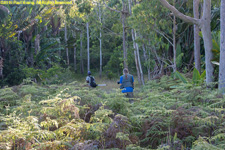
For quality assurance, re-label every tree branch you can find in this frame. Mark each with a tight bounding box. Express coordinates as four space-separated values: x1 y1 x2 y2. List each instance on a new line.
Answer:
0 5 10 14
159 0 200 26
103 1 121 13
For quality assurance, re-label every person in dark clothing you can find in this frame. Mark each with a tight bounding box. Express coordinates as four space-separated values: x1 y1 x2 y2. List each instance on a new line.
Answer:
86 71 97 87
119 68 134 93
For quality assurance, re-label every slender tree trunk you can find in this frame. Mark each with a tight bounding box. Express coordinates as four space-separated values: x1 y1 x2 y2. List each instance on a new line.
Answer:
173 13 176 73
122 0 127 68
65 22 69 66
134 51 141 84
193 0 201 72
99 3 102 78
219 0 225 92
80 31 84 74
58 31 61 56
131 29 141 84
74 47 77 72
0 56 3 79
86 22 90 72
131 30 140 84
129 0 141 84
0 40 5 79
18 31 22 40
201 0 214 83
143 44 151 80
25 41 29 66
135 31 145 85
122 13 127 68
73 32 77 73
35 34 40 55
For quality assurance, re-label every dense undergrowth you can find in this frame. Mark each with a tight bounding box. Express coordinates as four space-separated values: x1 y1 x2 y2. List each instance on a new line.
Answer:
0 76 225 150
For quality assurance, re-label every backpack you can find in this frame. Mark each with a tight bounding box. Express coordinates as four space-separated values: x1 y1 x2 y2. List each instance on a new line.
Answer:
90 76 97 87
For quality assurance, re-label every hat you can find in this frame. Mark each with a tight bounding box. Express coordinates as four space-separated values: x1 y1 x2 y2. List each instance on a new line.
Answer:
88 71 91 75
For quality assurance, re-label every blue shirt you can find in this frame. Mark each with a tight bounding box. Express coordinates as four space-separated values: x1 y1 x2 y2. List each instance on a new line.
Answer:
120 75 134 93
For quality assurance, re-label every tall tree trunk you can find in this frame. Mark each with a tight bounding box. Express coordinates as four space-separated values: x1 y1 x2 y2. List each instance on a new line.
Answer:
18 31 22 40
159 0 214 84
0 55 3 79
74 47 77 72
80 31 84 74
135 31 145 85
129 0 141 84
0 40 5 79
99 3 103 78
131 29 141 84
87 22 90 72
122 13 127 68
73 32 77 73
173 13 176 73
134 50 141 84
219 0 225 92
143 44 151 80
65 23 69 66
201 0 214 83
122 0 127 68
193 0 201 72
25 41 29 66
35 34 40 55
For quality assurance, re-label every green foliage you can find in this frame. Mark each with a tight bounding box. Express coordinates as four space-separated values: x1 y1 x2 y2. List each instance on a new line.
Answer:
175 68 206 85
0 88 19 114
175 71 188 84
1 76 225 149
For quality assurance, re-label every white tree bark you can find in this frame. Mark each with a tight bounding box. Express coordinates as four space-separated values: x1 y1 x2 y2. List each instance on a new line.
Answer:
201 0 214 83
35 34 40 55
135 31 145 85
193 0 201 72
122 0 127 68
65 22 69 66
134 50 141 84
173 13 176 73
99 2 103 78
159 0 200 25
122 14 127 68
129 0 141 84
80 31 84 74
72 32 77 73
0 5 9 14
159 0 214 84
87 22 90 72
219 0 225 92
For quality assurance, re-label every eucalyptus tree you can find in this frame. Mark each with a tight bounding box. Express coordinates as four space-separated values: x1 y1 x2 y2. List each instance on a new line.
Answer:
94 0 104 78
130 0 175 79
159 0 214 84
69 3 85 74
76 0 94 72
104 0 129 68
193 0 201 72
129 0 144 85
219 0 225 92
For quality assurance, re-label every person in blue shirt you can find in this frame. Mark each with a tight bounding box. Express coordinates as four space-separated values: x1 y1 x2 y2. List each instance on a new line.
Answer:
119 68 134 94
